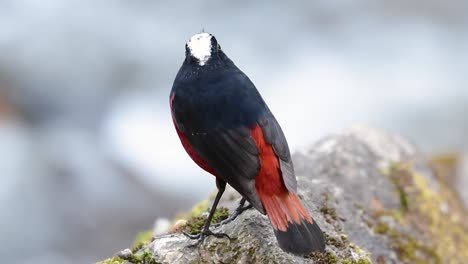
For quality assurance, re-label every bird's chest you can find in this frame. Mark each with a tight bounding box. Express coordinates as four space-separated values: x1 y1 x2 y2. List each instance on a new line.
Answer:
172 85 262 131
173 89 235 129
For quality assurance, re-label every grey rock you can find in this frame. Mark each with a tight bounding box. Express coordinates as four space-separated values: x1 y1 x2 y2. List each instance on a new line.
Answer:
118 249 133 259
103 126 468 263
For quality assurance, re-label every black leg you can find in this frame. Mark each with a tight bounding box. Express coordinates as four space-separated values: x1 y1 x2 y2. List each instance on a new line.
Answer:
213 197 253 228
183 178 230 245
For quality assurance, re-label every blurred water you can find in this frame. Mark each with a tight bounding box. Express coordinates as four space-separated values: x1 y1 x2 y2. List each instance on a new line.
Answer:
0 0 467 263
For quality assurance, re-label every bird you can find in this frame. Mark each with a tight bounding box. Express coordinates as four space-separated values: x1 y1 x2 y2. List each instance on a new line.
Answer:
169 32 326 255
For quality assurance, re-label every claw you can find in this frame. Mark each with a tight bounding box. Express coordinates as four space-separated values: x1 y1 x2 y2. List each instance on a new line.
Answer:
210 230 231 240
183 229 231 247
182 180 232 248
212 203 253 228
182 231 201 239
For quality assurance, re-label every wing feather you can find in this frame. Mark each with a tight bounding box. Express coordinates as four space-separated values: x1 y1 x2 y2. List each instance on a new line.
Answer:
259 114 297 193
181 126 265 213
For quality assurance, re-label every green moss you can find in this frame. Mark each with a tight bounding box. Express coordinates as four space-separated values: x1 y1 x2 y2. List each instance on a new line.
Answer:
132 243 144 254
320 191 345 225
387 162 411 213
325 234 346 249
118 250 160 264
386 227 441 264
318 230 371 263
306 250 371 264
320 203 339 223
340 233 349 243
342 258 372 264
305 251 339 264
174 197 231 235
314 189 371 263
373 221 390 234
410 173 467 263
377 162 468 263
391 177 409 212
348 242 366 256
96 256 125 264
128 229 155 259
188 217 206 234
140 251 159 264
133 230 154 248
211 207 230 223
96 232 156 263
185 215 206 235
185 207 230 235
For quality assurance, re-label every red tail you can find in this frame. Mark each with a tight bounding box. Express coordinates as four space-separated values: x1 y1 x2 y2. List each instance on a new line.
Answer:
250 125 325 255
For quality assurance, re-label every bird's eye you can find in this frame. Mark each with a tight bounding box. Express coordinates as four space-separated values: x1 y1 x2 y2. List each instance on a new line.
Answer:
217 44 221 50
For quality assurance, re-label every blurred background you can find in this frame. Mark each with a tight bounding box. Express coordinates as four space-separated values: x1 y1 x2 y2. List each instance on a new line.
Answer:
0 0 467 263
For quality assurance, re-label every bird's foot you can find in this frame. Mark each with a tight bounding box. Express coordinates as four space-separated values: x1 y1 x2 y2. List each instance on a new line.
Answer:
183 229 231 247
212 203 253 228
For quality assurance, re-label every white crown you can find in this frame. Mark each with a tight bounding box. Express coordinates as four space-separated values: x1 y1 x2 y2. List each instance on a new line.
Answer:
187 33 212 66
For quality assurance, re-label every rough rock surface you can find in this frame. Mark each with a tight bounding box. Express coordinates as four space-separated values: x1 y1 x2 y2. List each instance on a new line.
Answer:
99 126 468 264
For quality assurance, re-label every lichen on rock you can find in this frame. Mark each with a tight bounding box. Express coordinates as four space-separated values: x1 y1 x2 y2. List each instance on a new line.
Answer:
374 162 468 263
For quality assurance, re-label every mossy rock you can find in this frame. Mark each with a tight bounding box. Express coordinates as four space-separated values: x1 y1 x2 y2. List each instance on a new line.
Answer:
97 127 468 264
373 162 468 263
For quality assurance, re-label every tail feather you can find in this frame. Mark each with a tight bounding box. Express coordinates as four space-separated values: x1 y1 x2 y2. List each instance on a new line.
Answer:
249 123 325 254
261 192 326 255
274 218 325 255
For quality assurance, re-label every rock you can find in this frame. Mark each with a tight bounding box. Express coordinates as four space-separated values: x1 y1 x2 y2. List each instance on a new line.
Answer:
98 126 468 264
456 152 468 207
117 249 133 259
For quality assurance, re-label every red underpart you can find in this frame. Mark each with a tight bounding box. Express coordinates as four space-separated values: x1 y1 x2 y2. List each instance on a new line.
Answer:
170 92 218 176
250 124 313 231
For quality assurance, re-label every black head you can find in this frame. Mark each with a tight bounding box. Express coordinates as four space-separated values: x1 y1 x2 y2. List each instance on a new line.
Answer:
185 32 224 66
